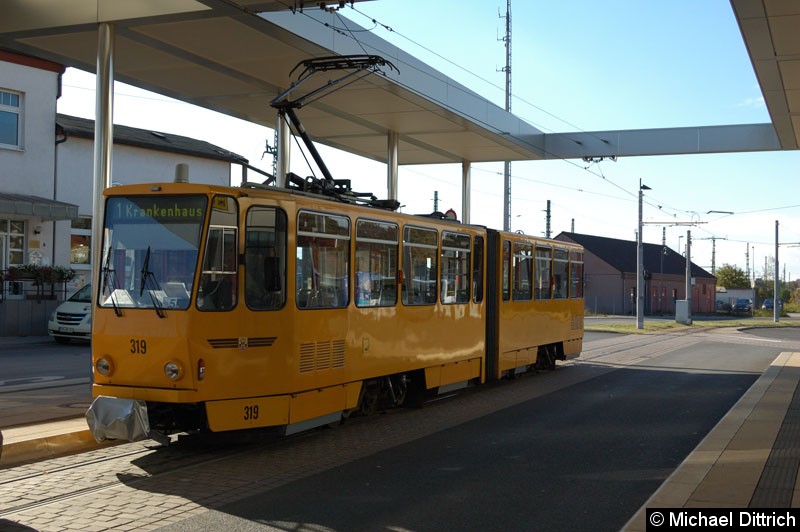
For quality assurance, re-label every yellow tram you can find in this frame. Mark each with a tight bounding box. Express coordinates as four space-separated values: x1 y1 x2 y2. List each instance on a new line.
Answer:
86 181 583 442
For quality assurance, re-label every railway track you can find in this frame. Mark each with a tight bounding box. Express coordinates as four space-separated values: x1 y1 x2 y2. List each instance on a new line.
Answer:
0 435 263 519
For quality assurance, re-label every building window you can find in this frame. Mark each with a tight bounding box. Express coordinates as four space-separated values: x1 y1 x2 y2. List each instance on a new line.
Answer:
70 217 92 266
0 219 25 268
0 90 21 148
7 220 24 266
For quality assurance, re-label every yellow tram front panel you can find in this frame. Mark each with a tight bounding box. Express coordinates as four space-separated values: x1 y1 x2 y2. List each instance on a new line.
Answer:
92 305 199 394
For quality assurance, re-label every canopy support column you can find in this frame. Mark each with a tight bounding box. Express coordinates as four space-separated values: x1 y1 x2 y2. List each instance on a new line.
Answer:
461 160 471 224
91 22 114 302
276 114 291 187
387 130 399 201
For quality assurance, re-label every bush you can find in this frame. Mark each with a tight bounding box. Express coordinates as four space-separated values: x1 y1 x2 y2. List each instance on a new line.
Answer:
4 264 75 283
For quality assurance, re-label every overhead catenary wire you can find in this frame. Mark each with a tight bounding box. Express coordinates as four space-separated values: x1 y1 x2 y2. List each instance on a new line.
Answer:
259 4 800 271
336 7 715 224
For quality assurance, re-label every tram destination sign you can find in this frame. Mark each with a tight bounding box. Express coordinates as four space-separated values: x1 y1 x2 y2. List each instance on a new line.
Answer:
108 196 207 225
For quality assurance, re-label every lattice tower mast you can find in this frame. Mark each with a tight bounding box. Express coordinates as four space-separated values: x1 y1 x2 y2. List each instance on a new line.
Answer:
502 0 512 231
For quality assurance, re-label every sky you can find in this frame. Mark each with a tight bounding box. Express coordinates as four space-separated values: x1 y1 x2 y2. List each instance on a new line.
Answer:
55 0 800 283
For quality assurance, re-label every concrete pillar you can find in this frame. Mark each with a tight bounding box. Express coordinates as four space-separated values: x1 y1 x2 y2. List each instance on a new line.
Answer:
461 160 471 224
387 130 398 201
91 22 114 303
276 114 290 187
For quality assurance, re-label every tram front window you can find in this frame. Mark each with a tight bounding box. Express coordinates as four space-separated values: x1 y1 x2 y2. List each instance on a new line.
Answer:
100 195 207 311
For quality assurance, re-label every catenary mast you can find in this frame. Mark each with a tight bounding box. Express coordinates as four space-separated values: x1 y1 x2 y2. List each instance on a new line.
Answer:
501 0 512 231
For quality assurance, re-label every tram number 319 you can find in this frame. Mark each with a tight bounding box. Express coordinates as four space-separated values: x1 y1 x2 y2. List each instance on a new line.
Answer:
244 405 259 420
130 339 147 354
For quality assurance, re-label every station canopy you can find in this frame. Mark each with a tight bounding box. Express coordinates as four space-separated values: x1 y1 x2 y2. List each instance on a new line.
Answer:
0 0 545 165
732 0 800 150
0 0 795 166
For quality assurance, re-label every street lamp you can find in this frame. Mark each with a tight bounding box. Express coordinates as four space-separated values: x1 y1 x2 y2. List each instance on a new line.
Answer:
637 180 651 329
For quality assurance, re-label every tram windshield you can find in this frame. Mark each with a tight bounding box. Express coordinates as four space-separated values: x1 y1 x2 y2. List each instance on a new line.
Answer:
99 195 207 311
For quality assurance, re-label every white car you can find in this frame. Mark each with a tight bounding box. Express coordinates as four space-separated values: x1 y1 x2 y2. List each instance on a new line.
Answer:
48 284 92 344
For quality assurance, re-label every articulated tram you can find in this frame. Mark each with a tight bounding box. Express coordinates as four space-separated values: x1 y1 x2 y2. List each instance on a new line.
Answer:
87 181 584 442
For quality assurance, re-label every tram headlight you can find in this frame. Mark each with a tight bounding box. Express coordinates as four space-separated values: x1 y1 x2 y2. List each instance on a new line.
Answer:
197 358 205 381
96 357 114 376
164 361 183 381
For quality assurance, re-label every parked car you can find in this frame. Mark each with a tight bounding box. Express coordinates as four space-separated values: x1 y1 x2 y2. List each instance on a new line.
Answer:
48 284 92 343
733 298 752 313
762 299 783 311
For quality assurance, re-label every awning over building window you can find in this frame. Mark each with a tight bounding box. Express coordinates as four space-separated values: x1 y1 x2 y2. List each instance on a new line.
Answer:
0 193 79 221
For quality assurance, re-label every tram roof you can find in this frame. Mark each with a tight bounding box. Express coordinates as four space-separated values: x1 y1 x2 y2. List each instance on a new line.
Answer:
0 1 795 164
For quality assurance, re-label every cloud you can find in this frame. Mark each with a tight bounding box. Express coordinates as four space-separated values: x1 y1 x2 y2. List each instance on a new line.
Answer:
735 96 765 108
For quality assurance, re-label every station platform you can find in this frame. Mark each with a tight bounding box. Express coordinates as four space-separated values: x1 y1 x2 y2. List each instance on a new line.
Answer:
624 351 800 529
2 350 800 522
0 416 108 465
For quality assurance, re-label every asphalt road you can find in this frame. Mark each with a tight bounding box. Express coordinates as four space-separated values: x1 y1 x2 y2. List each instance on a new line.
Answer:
157 330 790 532
0 341 90 384
181 368 752 531
0 340 92 427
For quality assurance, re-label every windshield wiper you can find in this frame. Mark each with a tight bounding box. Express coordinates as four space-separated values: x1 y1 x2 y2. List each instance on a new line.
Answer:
101 247 122 317
140 246 151 297
140 246 166 318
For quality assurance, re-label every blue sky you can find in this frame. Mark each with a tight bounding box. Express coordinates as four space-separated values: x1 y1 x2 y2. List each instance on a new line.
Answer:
56 0 800 282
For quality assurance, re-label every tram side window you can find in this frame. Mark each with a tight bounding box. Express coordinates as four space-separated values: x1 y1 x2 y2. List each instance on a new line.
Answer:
535 245 552 300
355 220 398 307
441 232 470 304
296 211 350 309
245 206 287 310
198 196 238 311
553 249 569 299
513 242 532 301
473 235 484 304
570 250 584 299
402 226 438 305
502 240 511 302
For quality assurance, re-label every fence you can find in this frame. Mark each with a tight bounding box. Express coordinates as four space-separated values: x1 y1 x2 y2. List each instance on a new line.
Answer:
0 273 70 336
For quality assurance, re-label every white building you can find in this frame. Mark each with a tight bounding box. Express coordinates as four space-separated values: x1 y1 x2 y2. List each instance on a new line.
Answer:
0 50 67 275
0 51 249 336
53 114 248 292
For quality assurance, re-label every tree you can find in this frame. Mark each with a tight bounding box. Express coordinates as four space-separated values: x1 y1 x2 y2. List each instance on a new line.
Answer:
715 264 750 289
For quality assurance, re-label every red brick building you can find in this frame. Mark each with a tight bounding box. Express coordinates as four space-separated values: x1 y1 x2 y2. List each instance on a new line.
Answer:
556 232 717 315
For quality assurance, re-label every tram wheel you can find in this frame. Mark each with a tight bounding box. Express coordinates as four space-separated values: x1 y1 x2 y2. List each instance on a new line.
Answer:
359 381 380 416
536 346 556 371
